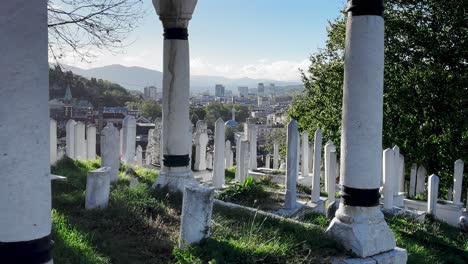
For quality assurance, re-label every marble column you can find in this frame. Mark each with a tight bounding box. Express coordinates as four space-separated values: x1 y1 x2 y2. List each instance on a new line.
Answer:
273 142 279 170
74 121 87 160
383 148 395 210
66 119 76 159
86 124 97 160
311 129 322 202
325 141 337 205
50 119 57 164
416 165 426 196
0 1 53 262
225 140 232 167
453 159 464 205
409 163 417 197
285 120 299 210
213 118 225 188
101 123 120 183
326 0 398 258
122 115 136 165
427 174 439 215
301 131 310 177
248 124 258 170
152 0 198 191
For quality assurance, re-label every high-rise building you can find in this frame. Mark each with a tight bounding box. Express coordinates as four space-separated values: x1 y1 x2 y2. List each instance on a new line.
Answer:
269 83 276 95
257 83 265 96
215 84 225 97
144 86 158 100
238 86 248 97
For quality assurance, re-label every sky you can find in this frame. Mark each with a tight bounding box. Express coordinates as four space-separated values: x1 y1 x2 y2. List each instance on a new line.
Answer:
63 0 346 82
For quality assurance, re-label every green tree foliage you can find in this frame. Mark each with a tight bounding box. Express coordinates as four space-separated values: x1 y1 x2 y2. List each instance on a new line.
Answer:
197 102 250 129
140 100 162 121
49 66 137 107
289 0 468 192
264 127 287 160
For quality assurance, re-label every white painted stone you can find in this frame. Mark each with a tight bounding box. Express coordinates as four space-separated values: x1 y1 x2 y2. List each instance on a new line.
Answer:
327 14 396 258
101 123 120 182
398 154 405 193
86 124 96 160
206 152 213 170
311 129 322 202
0 1 53 258
179 184 214 249
409 163 417 198
85 167 111 209
122 115 137 165
225 140 233 167
392 146 400 195
285 120 299 210
273 142 279 170
383 148 395 210
248 124 258 170
453 159 464 205
152 1 197 191
136 145 143 166
415 165 426 196
66 119 76 159
50 119 57 164
447 187 453 201
427 174 439 215
119 128 123 158
238 140 250 182
235 133 243 181
194 120 209 171
301 131 310 177
265 154 271 169
213 118 225 188
74 121 87 160
326 141 338 205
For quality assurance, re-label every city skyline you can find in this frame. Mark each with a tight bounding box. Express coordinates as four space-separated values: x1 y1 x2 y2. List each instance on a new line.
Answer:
59 0 345 82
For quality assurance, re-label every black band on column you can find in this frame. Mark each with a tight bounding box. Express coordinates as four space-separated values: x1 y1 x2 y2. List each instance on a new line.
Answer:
347 0 384 17
164 28 188 40
0 234 53 263
341 186 380 207
163 154 190 167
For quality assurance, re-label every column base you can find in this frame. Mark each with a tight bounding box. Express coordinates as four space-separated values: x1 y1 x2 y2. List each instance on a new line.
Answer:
326 205 396 258
153 166 197 192
332 247 407 264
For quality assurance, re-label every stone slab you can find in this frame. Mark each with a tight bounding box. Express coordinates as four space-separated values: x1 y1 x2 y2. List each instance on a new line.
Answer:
332 247 407 264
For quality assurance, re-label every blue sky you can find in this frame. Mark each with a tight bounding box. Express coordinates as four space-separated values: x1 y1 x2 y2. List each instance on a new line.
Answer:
65 0 346 81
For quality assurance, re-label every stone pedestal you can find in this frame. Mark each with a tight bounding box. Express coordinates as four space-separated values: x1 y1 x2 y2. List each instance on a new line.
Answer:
179 184 214 249
0 2 53 262
152 0 198 191
85 167 111 209
101 123 120 182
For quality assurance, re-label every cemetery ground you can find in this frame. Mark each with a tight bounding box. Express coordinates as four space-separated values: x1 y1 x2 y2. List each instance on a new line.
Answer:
51 159 467 264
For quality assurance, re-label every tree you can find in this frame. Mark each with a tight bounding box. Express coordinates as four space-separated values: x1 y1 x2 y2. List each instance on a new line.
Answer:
48 0 144 61
140 100 162 121
289 0 468 194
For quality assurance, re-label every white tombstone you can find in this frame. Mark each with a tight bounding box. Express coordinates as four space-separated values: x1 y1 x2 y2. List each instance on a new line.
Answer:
194 120 209 171
86 125 97 160
265 154 271 169
398 154 405 193
383 148 395 210
325 141 337 205
1 2 54 261
225 140 233 167
234 133 243 181
66 119 77 159
101 123 120 182
301 131 310 177
273 142 279 170
122 115 137 165
179 184 214 249
50 119 57 164
247 124 258 170
279 162 286 170
238 140 249 182
453 159 464 205
427 174 440 215
309 142 314 173
74 121 87 160
285 120 299 210
311 129 322 202
416 165 426 196
85 167 111 209
392 146 400 195
212 118 225 188
153 118 163 166
447 187 453 201
135 145 143 166
119 128 123 158
324 140 333 191
206 152 213 170
409 163 417 197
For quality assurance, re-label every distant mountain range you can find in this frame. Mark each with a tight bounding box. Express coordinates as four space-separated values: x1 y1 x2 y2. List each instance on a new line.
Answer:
60 64 302 93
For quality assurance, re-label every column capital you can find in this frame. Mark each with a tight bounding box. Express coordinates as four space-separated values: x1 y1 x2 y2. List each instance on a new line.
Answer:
153 0 198 29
